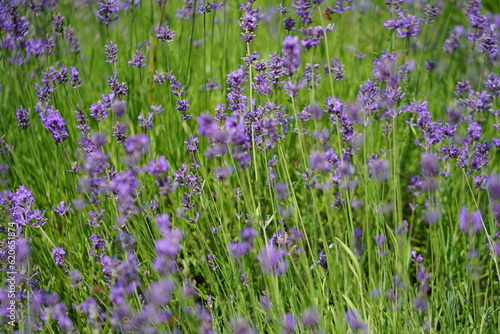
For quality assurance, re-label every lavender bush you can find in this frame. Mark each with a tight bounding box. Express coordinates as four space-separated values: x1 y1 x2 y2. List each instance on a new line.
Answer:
1 0 500 332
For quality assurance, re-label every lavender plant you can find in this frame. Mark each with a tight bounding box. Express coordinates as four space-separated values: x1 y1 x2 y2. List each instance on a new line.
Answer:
1 0 500 333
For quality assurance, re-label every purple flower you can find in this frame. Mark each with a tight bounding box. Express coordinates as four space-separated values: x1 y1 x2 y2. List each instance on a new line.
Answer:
105 41 118 63
420 153 439 176
257 244 288 275
241 226 258 242
184 135 199 155
353 227 364 256
176 99 190 112
301 308 319 327
309 151 331 172
479 24 498 57
145 156 169 176
124 134 149 160
128 50 146 68
282 35 301 73
488 174 500 201
138 111 154 130
146 279 176 307
292 0 313 25
459 206 482 234
281 313 296 333
69 270 84 287
52 201 72 216
51 247 66 267
367 155 390 181
345 309 367 333
90 102 108 121
238 2 261 43
231 317 256 334
411 250 424 263
229 241 250 260
283 17 296 31
413 296 428 312
70 67 82 88
374 235 386 247
397 14 421 38
39 107 69 143
259 295 273 311
157 26 176 42
16 106 30 129
155 228 183 258
315 251 327 268
97 0 119 24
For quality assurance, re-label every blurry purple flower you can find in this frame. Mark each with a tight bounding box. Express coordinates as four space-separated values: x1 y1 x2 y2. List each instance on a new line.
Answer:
488 174 500 201
260 295 273 311
395 14 421 38
443 25 463 54
229 241 250 260
301 308 319 327
374 235 386 247
12 238 30 267
276 182 288 200
345 309 367 333
69 270 84 287
207 253 217 271
201 77 221 91
411 250 424 263
214 167 232 181
368 155 390 181
64 27 81 53
231 317 256 334
459 206 482 234
412 296 428 314
145 156 169 176
309 151 331 172
146 279 176 307
155 228 183 258
281 313 296 334
423 3 441 23
184 135 199 155
111 100 127 118
241 226 257 242
87 209 105 227
124 134 149 157
52 14 65 34
353 227 364 256
373 51 396 82
282 35 301 73
257 244 288 275
420 153 439 176
423 205 441 224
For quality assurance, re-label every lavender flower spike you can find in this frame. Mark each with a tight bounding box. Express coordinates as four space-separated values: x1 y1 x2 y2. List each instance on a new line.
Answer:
97 1 119 25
